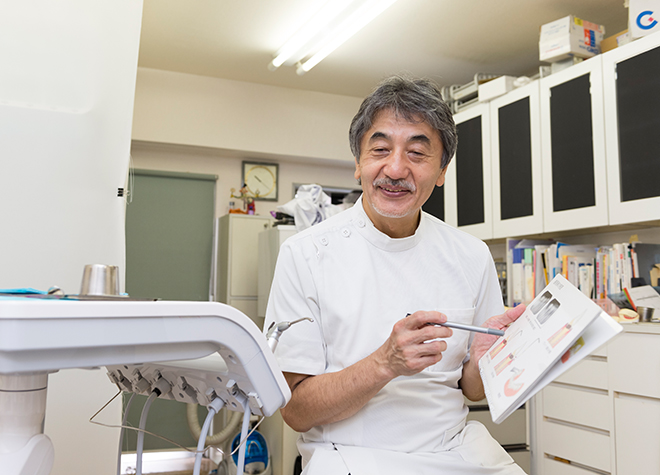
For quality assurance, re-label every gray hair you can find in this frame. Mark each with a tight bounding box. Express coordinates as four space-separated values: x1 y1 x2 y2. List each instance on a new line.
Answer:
349 75 457 169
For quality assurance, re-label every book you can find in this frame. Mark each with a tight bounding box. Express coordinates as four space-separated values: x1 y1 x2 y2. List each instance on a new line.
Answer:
507 239 553 306
625 285 660 311
479 274 623 424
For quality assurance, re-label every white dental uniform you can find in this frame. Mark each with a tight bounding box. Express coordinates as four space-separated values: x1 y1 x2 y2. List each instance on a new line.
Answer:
264 197 526 475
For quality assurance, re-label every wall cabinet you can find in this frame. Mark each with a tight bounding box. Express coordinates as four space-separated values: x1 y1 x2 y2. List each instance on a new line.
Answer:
444 103 494 240
216 214 272 327
539 56 609 233
448 33 660 241
533 325 660 475
603 32 660 225
490 81 544 239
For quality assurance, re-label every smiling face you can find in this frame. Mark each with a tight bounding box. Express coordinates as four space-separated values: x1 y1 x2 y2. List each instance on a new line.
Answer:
355 108 447 238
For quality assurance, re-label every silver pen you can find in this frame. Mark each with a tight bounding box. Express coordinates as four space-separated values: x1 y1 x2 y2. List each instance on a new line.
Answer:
406 313 505 337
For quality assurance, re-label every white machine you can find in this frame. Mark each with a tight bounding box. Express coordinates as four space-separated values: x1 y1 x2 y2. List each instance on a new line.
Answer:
0 299 292 475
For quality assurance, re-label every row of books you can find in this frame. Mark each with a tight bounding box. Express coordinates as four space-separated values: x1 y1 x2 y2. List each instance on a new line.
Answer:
505 238 660 307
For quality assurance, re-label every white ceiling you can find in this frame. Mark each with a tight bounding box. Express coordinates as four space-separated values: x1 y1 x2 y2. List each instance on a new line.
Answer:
138 0 629 98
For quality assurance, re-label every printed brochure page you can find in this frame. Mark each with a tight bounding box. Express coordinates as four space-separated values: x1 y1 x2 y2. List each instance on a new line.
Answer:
479 274 622 424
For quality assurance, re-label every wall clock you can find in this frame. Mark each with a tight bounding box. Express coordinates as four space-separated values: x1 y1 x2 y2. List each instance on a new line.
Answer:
242 161 279 201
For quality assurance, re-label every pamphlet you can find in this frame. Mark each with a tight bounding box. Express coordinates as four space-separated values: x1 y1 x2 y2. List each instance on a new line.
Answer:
479 274 623 424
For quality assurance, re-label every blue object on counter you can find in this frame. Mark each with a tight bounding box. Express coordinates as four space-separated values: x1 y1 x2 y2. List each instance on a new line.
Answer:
0 288 47 294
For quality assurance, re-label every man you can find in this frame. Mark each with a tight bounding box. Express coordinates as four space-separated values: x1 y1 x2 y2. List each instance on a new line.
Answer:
264 76 526 474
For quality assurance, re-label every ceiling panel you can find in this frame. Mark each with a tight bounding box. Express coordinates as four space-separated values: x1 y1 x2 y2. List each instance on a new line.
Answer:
138 0 629 97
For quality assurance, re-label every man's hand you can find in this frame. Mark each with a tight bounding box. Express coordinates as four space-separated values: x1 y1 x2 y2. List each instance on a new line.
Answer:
280 311 453 432
373 311 454 379
460 304 526 400
469 304 526 364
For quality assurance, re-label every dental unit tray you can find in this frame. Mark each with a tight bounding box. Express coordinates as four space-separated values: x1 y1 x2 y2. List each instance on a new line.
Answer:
0 299 291 475
0 299 290 416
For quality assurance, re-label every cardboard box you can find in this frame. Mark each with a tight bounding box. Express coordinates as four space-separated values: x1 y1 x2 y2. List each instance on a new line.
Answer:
539 15 605 62
601 29 630 53
478 76 516 102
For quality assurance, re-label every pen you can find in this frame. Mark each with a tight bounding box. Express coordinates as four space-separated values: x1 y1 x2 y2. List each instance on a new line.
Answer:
405 313 505 337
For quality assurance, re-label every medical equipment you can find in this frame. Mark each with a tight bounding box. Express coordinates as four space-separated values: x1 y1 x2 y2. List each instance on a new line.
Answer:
0 299 293 475
266 317 314 351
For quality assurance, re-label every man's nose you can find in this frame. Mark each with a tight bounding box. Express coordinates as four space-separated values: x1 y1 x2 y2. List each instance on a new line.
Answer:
383 148 408 179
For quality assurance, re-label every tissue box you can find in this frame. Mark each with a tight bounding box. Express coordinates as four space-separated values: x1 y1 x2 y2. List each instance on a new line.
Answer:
539 15 605 62
478 76 516 102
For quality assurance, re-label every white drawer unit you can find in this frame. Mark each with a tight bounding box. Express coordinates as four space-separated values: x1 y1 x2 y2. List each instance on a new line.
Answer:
543 384 610 431
541 419 611 473
553 357 609 390
543 456 607 475
533 326 660 475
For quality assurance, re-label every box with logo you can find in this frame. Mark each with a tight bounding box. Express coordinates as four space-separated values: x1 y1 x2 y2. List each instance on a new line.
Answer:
539 15 605 62
629 0 660 39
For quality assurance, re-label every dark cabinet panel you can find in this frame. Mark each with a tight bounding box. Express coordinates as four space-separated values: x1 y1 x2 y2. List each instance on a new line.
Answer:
616 45 660 202
498 97 533 220
423 185 444 221
456 117 485 227
549 73 596 211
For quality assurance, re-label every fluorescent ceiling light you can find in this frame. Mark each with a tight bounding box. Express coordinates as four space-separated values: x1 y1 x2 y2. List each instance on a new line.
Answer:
269 0 398 75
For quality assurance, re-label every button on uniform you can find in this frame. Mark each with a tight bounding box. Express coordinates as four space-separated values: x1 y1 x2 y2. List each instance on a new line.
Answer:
341 228 351 237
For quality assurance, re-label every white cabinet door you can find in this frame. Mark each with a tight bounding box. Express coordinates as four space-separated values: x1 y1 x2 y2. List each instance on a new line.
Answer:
614 394 660 475
445 103 493 239
490 81 544 238
229 216 271 297
602 32 660 224
540 56 609 233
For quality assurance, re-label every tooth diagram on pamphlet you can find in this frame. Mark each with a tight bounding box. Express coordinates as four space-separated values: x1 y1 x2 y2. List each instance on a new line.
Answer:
480 274 623 424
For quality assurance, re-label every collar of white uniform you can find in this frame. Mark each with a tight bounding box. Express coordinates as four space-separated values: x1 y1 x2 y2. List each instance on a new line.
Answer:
351 195 425 251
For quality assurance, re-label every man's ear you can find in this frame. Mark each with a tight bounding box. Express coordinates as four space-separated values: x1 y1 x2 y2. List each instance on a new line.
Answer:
354 158 361 182
436 164 448 187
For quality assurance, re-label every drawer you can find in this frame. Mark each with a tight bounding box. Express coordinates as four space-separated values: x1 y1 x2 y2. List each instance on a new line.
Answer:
541 419 610 472
467 408 527 446
543 457 604 475
554 357 608 390
543 384 610 431
614 393 660 474
609 332 660 398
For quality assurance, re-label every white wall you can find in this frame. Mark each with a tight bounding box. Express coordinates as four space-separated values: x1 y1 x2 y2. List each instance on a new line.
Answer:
131 68 363 163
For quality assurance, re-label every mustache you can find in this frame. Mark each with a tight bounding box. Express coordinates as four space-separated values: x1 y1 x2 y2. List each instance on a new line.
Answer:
372 178 416 192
